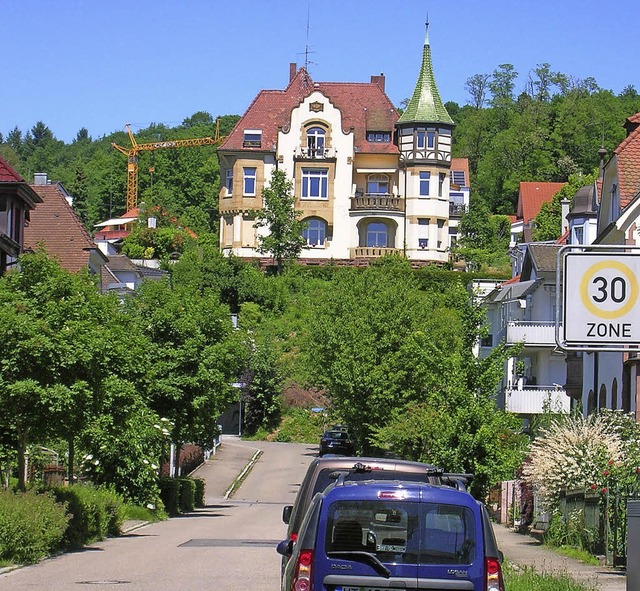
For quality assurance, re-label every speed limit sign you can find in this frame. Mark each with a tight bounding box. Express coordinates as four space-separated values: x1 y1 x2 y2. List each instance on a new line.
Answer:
563 251 640 346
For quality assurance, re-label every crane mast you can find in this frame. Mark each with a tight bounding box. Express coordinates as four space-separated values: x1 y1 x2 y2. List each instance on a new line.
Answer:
112 121 224 212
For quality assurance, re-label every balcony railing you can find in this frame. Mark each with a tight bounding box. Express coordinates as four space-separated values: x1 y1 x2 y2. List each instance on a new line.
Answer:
504 385 570 414
294 146 336 160
351 247 401 259
449 202 467 216
351 194 403 212
506 321 557 346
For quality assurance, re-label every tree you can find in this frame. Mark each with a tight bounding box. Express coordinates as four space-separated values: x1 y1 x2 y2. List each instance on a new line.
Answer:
465 73 491 109
254 169 307 273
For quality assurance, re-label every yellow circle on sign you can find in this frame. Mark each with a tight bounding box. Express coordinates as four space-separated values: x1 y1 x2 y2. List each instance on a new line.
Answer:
579 260 639 319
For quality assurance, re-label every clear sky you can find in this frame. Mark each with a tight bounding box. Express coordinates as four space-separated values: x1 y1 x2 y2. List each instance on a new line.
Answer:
4 0 640 144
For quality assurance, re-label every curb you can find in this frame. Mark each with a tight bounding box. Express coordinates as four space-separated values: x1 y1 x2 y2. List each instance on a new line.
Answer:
223 448 263 500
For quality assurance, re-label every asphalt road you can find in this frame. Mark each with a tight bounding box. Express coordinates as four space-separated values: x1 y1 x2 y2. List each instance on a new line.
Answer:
0 438 316 591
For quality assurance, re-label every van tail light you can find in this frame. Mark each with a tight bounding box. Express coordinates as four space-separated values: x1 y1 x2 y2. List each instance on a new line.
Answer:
485 557 504 591
292 549 313 591
290 532 298 543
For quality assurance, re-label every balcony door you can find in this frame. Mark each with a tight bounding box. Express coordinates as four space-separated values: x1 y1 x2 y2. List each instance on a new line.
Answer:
307 127 325 158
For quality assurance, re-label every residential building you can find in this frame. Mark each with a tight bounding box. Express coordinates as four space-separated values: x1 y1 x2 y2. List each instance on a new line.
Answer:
26 173 107 277
581 113 640 418
512 181 567 245
217 24 468 266
0 156 42 275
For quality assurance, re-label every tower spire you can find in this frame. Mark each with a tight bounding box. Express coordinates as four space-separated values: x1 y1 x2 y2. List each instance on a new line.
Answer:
398 19 453 125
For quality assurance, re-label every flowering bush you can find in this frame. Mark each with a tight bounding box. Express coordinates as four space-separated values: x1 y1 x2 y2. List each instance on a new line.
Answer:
521 411 640 509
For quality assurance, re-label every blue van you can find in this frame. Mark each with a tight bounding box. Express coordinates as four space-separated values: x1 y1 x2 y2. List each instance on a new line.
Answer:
277 479 505 591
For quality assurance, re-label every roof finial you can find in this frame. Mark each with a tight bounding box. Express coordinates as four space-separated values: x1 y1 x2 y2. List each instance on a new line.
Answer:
425 13 430 46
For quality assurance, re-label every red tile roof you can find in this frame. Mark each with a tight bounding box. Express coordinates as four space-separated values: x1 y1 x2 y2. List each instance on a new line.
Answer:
516 182 567 223
219 68 399 155
450 157 469 185
25 183 98 273
615 112 640 208
0 155 24 182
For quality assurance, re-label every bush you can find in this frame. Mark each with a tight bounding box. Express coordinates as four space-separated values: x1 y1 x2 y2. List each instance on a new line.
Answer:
193 478 205 507
159 477 181 516
178 478 196 512
48 484 125 548
0 490 69 564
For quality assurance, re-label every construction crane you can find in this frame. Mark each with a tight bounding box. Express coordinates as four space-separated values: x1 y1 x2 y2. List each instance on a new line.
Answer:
112 120 225 212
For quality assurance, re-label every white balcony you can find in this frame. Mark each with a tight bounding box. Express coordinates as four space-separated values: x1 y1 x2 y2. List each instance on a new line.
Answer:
506 321 557 346
504 385 570 414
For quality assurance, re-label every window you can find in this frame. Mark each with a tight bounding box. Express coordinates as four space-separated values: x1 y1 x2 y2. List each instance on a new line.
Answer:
243 130 262 147
572 225 584 245
367 222 388 247
427 131 435 148
367 131 391 142
225 169 233 195
418 218 429 249
438 172 445 197
419 171 430 196
302 219 327 246
417 130 425 148
367 174 389 195
243 167 256 196
450 170 466 187
302 168 328 199
307 127 326 157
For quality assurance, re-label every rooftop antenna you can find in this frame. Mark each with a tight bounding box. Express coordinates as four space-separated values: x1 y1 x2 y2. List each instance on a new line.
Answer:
301 4 316 72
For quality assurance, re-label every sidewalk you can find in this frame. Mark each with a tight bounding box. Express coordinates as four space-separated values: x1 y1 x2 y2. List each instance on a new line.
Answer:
493 522 627 591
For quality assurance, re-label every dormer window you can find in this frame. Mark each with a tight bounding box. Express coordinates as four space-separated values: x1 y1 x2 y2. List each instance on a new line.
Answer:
243 130 262 148
367 131 391 142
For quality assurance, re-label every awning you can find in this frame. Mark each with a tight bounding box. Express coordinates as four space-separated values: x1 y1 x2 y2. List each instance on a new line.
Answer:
94 217 137 228
356 168 397 173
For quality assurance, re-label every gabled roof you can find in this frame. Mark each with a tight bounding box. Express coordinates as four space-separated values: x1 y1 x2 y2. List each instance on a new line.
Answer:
219 67 399 155
614 112 640 209
397 23 453 126
516 182 567 223
0 155 24 182
521 243 560 280
25 182 103 273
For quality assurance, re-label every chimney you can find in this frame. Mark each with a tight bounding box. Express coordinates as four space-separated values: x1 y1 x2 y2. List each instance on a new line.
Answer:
290 62 297 83
561 198 570 235
370 73 385 91
33 172 48 185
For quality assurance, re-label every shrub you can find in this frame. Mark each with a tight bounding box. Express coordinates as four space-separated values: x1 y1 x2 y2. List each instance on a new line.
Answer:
0 490 69 564
193 478 205 508
159 477 181 516
178 478 196 512
48 484 125 548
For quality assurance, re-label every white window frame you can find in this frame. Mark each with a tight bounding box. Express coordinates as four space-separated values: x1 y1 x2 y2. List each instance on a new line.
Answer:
419 171 430 196
301 168 328 200
225 169 233 195
243 167 257 196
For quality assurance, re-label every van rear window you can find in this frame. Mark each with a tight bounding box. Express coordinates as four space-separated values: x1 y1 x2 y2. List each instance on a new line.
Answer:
315 468 437 496
325 500 476 565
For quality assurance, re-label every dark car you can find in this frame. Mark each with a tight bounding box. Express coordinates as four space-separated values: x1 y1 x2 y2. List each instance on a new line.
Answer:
319 430 355 457
282 456 471 546
278 479 504 591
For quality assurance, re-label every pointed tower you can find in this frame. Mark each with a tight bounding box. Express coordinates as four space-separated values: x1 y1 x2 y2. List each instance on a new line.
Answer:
397 20 455 263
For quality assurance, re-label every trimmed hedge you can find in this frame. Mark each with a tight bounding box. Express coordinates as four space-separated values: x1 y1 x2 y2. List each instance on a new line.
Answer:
159 477 181 516
178 478 195 512
159 477 202 515
193 477 205 507
0 490 69 564
48 484 125 548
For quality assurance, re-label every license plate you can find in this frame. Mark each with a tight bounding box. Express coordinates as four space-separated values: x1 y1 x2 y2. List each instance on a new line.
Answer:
338 588 404 591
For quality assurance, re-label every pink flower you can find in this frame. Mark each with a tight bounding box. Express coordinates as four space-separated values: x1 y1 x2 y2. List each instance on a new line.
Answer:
608 459 615 466
602 487 608 494
603 470 610 477
590 483 597 490
636 467 640 475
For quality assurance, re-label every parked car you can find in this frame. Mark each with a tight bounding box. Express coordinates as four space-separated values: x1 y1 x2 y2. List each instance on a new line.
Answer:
282 456 471 546
278 479 504 591
319 429 355 456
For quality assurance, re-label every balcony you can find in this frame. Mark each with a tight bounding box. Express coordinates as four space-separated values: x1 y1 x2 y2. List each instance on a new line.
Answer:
351 247 401 259
506 321 557 346
294 146 336 160
351 194 403 212
449 202 467 216
504 385 570 414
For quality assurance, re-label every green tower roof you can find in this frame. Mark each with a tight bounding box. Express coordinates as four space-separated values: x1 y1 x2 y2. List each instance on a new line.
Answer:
398 23 453 126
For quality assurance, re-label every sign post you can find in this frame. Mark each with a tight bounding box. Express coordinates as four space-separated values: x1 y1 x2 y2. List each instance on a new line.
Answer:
557 246 640 351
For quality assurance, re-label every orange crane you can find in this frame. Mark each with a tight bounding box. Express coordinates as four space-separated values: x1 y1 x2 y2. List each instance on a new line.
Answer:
112 120 225 212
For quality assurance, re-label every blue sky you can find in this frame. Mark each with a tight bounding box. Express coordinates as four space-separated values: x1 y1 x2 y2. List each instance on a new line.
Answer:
4 0 640 144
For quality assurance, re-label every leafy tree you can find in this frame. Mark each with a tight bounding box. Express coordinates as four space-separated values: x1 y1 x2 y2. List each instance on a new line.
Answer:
254 169 307 273
465 73 491 109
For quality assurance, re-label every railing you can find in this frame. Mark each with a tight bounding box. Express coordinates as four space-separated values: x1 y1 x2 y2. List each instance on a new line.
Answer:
294 146 336 159
351 247 401 258
506 321 556 346
350 194 403 211
504 384 570 414
449 202 467 216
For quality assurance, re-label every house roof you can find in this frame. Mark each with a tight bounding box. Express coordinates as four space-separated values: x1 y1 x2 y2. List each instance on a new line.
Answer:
614 112 640 209
450 157 469 187
522 243 560 279
516 182 567 223
25 182 102 273
219 67 399 156
0 156 43 208
0 155 24 182
397 23 453 126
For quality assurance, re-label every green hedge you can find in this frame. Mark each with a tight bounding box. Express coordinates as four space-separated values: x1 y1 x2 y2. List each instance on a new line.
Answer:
48 484 125 548
0 490 69 564
159 477 181 516
193 477 205 507
178 478 196 512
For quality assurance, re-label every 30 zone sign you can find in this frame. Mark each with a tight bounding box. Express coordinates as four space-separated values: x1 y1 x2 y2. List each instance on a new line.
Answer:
563 252 640 346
